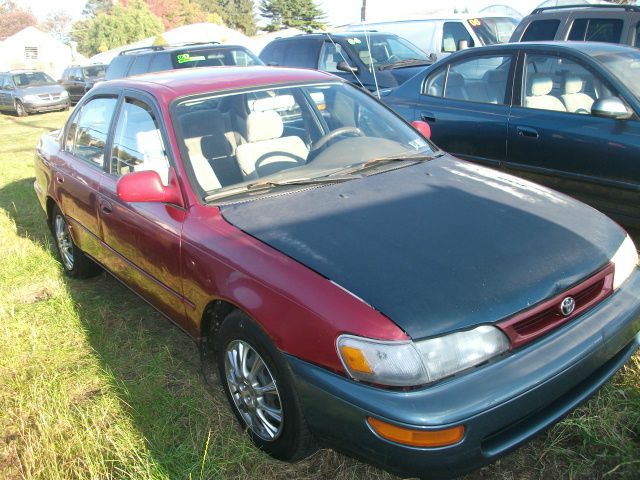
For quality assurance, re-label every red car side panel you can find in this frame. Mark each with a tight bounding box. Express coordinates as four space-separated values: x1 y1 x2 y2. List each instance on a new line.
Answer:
181 205 408 372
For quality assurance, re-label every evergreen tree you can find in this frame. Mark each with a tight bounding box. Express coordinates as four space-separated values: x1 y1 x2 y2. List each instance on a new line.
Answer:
82 0 113 17
260 0 324 33
219 0 256 35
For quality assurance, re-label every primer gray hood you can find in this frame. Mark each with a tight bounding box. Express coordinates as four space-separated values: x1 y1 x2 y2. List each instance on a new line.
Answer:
220 156 625 339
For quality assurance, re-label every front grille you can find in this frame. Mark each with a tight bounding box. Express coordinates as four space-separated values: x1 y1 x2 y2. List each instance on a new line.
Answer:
37 93 60 101
498 263 614 349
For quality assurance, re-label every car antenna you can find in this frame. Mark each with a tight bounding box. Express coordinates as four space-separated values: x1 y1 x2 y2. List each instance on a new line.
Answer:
323 33 368 92
361 24 381 99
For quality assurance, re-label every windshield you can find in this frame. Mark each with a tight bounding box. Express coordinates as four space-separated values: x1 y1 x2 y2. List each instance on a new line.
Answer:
468 17 518 45
174 82 436 201
342 33 429 70
82 65 106 79
12 72 55 87
172 47 261 69
597 50 640 99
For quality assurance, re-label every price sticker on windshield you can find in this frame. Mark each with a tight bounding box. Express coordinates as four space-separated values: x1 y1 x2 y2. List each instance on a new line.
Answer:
176 53 206 64
468 18 482 27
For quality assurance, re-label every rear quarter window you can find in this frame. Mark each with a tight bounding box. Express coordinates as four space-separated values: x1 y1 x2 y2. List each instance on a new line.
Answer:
128 55 152 76
521 19 561 41
282 40 319 68
260 41 286 66
105 57 132 80
568 18 623 43
148 53 173 73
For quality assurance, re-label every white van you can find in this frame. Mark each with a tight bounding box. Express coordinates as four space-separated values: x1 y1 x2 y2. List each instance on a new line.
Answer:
345 16 518 59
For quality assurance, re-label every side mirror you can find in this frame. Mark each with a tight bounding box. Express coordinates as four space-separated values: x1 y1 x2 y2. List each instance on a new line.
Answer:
117 168 183 207
337 60 359 74
411 120 431 139
458 40 469 51
591 97 632 120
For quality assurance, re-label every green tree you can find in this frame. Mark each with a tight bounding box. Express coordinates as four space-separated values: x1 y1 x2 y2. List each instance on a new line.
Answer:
260 0 324 33
0 1 37 40
73 0 163 56
144 0 208 29
219 0 256 35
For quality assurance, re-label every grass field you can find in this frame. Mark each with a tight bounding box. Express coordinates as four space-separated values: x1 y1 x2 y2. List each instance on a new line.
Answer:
0 110 638 480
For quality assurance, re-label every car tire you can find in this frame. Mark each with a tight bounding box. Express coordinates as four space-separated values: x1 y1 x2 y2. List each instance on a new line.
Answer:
215 310 316 461
50 205 101 278
15 100 27 117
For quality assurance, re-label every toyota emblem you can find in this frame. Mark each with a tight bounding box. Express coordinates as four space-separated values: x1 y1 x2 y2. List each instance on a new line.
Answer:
560 296 576 316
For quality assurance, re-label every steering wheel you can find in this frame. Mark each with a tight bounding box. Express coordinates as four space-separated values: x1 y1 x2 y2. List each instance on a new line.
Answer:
312 127 364 151
386 54 400 64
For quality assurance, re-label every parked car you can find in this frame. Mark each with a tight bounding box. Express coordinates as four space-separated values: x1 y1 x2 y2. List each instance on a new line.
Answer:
34 66 640 479
259 32 433 92
510 4 640 45
345 15 519 59
60 64 107 103
104 42 262 80
383 41 640 226
0 70 69 116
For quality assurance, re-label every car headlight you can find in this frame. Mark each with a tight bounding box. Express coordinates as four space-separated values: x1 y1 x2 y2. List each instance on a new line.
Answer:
60 90 69 98
23 94 40 103
337 326 509 387
612 235 638 290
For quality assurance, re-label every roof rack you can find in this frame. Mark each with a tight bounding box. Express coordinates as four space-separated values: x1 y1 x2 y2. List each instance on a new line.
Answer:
118 41 221 56
531 4 640 14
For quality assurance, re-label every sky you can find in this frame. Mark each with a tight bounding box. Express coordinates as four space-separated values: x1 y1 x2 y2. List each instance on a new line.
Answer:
16 0 544 26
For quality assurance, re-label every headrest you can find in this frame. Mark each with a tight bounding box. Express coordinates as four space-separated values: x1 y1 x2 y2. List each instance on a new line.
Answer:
529 74 553 96
484 69 507 83
446 72 465 88
564 76 583 95
359 51 372 65
180 110 223 138
201 134 232 158
246 110 283 143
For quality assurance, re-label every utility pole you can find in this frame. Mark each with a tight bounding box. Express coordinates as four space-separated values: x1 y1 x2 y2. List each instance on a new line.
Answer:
361 0 367 22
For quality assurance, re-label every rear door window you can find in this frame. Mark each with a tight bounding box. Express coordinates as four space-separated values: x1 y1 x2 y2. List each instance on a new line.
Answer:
568 18 623 43
283 40 319 68
148 53 173 73
172 48 260 68
442 22 474 52
521 19 561 41
128 55 152 76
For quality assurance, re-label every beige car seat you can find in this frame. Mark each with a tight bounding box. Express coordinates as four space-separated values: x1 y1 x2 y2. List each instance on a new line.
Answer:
561 76 594 114
236 110 308 179
525 74 566 112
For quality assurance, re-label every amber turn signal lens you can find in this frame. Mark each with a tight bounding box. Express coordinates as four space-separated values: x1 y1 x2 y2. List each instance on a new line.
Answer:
340 345 372 373
367 417 464 448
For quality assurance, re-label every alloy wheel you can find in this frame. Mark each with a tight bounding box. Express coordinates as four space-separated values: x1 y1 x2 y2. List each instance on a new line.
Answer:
224 340 284 441
54 214 74 270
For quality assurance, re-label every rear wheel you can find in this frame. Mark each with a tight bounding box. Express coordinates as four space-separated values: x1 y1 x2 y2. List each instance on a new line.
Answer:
215 310 315 461
51 205 101 278
15 100 27 117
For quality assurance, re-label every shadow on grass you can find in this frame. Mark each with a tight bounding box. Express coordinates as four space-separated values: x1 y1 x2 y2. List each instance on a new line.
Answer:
0 111 68 131
0 178 402 479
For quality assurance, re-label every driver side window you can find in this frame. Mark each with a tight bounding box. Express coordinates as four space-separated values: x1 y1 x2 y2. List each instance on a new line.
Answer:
523 55 613 115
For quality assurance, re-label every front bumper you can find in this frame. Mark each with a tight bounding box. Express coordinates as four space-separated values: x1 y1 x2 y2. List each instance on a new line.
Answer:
24 98 69 113
288 269 640 479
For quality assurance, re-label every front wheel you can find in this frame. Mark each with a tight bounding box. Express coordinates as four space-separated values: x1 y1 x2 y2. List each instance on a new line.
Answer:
15 100 27 117
215 310 315 461
51 205 101 278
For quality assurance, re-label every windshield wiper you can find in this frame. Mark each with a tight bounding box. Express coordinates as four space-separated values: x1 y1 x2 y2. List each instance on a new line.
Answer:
380 58 433 70
204 176 357 202
330 152 442 177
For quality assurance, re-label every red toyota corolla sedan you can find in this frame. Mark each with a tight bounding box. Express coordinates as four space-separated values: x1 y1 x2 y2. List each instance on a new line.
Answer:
34 66 640 479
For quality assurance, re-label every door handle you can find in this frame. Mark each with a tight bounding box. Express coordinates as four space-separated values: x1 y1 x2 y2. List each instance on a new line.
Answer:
55 174 64 184
99 199 113 214
516 126 539 139
421 111 436 122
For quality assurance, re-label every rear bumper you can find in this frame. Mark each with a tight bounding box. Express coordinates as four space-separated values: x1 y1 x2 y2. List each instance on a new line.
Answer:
288 269 640 479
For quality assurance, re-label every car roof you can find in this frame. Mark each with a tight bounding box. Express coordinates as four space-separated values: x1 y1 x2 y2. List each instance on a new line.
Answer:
458 41 637 56
274 32 400 40
101 66 338 100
